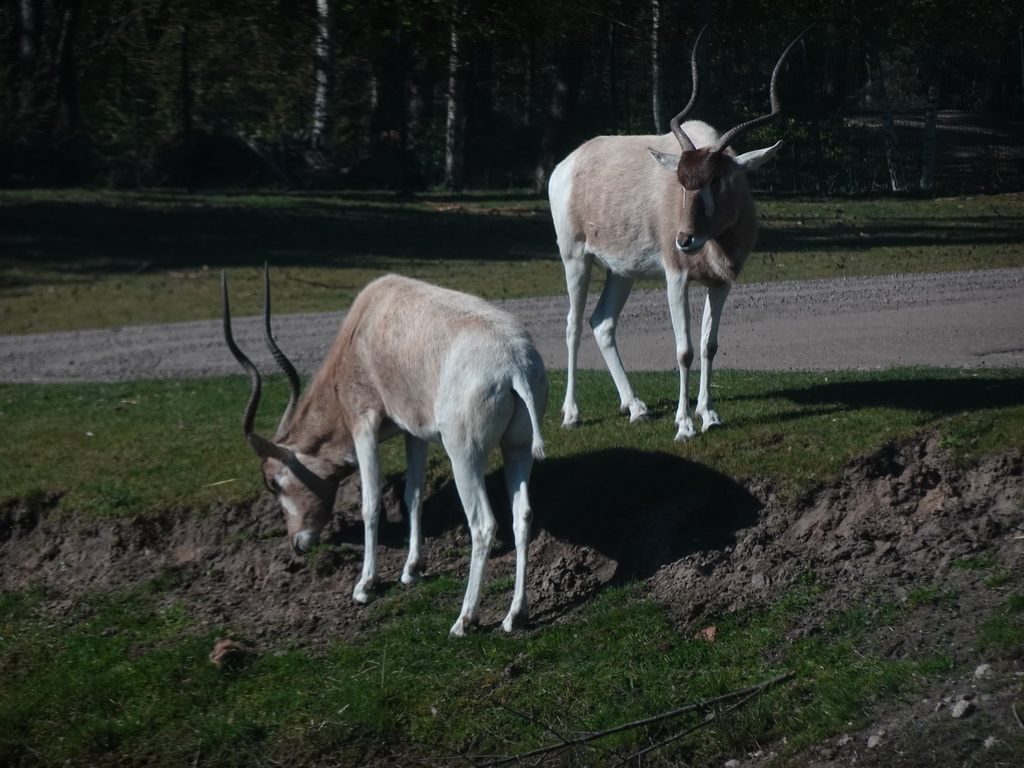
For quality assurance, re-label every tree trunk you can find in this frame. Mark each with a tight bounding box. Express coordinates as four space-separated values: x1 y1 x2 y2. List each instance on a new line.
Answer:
523 40 536 125
867 46 906 192
406 51 430 155
179 24 195 191
650 0 663 132
469 41 492 187
800 39 827 193
311 0 330 146
443 7 465 190
919 73 939 191
50 0 84 137
17 0 40 120
607 24 619 134
533 48 583 194
179 25 192 138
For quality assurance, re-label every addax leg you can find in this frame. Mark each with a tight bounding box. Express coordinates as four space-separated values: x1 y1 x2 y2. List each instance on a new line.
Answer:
590 271 647 422
695 283 730 432
446 448 496 638
352 424 382 603
665 270 696 441
401 435 428 585
500 441 535 632
561 252 594 427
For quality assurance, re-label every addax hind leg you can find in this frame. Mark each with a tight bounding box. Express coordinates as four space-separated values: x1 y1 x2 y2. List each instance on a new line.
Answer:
400 435 428 586
590 271 647 422
561 251 594 428
445 446 497 638
499 429 536 633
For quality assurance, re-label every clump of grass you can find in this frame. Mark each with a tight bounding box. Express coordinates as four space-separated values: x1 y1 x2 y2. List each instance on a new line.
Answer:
906 584 960 609
952 554 998 570
306 543 359 577
951 554 1014 590
977 594 1024 657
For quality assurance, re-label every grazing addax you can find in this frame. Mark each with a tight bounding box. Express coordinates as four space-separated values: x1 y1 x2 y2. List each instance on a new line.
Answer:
549 28 807 441
222 268 548 637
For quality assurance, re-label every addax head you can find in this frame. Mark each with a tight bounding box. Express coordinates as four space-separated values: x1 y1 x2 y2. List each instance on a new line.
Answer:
221 264 346 554
647 26 810 254
249 435 345 554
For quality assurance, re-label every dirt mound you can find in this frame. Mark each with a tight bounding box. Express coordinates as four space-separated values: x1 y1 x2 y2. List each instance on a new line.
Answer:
0 445 764 645
652 432 1024 630
2 432 1022 764
648 432 1024 767
1 433 1021 646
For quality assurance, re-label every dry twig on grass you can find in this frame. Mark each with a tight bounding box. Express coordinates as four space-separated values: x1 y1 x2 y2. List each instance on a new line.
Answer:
474 671 796 767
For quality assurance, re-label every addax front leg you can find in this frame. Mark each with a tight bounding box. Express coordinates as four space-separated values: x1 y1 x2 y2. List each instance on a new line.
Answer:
665 270 697 441
352 427 382 604
695 283 730 432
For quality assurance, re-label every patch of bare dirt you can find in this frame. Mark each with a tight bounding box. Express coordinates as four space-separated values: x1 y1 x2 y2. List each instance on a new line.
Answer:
649 431 1024 767
1 432 1023 765
651 432 1024 630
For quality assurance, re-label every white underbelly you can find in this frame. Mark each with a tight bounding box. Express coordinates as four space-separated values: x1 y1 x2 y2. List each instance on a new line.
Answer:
380 415 440 444
587 244 665 280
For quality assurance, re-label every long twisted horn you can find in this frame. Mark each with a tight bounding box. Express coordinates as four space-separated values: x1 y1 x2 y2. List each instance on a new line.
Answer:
260 263 301 437
669 24 709 152
711 25 812 153
222 271 263 440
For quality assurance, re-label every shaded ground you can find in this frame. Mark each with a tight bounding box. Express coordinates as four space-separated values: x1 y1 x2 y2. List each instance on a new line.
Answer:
1 431 1022 766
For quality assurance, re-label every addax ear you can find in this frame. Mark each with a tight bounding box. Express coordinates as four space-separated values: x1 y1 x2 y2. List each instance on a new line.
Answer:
648 148 681 172
734 140 783 172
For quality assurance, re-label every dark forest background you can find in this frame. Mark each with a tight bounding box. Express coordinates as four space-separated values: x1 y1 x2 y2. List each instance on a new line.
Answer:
2 0 1022 194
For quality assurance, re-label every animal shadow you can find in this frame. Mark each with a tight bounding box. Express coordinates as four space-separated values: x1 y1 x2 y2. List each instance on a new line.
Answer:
400 447 761 584
526 448 762 583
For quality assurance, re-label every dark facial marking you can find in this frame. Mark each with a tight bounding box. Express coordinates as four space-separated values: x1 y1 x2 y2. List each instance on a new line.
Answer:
676 148 727 191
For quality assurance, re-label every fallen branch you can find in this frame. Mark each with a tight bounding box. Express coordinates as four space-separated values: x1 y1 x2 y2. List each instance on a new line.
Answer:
477 671 795 767
494 701 575 750
617 688 763 765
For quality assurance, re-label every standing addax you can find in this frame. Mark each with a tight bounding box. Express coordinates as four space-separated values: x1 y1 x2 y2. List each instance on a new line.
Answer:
549 27 808 441
223 267 548 637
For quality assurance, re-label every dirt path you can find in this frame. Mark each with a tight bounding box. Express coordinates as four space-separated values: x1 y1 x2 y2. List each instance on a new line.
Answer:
1 267 1022 383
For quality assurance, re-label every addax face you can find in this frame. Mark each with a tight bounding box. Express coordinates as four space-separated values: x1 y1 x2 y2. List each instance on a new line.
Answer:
672 148 736 254
260 452 349 554
648 142 781 255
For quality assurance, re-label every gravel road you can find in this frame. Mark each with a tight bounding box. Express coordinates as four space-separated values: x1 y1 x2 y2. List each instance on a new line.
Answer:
1 268 1022 383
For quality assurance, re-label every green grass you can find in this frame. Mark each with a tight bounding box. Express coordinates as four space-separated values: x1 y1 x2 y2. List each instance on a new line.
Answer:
749 194 1024 283
3 367 1022 516
906 584 960 609
0 574 958 767
976 594 1024 657
2 189 1022 334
